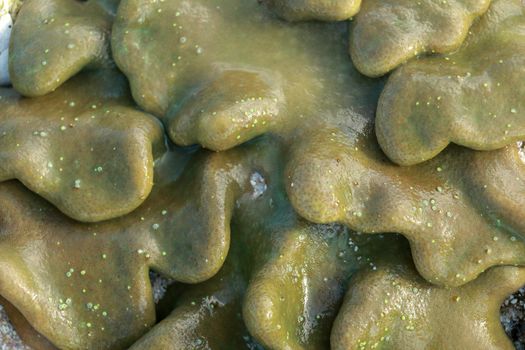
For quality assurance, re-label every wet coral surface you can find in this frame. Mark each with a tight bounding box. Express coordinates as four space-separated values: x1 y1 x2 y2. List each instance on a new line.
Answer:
376 0 525 165
0 0 524 349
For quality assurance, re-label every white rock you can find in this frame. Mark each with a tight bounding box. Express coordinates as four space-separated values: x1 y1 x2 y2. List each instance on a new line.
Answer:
0 14 12 50
250 171 267 199
0 48 8 85
0 4 12 86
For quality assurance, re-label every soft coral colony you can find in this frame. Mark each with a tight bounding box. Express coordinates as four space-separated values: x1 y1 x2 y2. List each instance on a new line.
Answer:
0 0 524 349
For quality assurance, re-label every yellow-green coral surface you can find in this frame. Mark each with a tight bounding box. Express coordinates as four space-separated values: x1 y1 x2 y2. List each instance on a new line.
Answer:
349 0 492 77
0 70 164 222
0 138 283 349
1 0 525 349
264 0 361 21
9 0 118 96
376 0 525 165
331 247 525 350
265 0 492 77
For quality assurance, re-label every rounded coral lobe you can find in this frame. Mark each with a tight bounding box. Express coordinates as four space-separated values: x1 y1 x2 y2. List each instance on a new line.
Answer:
1 0 525 349
263 0 362 21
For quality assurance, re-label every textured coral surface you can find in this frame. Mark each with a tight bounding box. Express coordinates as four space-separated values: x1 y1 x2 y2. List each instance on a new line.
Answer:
1 0 525 349
376 0 525 165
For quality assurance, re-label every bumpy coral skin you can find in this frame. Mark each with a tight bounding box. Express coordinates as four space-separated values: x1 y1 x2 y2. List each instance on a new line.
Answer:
9 0 117 96
111 0 525 288
126 157 523 350
0 139 282 349
0 70 164 222
331 247 525 350
349 0 491 77
111 0 377 150
129 140 400 349
167 69 284 151
129 257 253 350
264 0 361 21
286 123 525 287
376 0 525 165
2 0 525 348
263 0 491 77
242 226 393 350
133 225 382 350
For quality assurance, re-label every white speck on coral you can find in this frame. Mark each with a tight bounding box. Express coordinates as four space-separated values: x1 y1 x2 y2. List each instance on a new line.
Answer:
149 271 174 304
250 171 267 199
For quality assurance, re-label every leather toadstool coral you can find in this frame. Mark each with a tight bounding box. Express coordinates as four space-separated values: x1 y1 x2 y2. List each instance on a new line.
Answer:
331 245 525 350
266 0 492 77
1 0 525 348
0 139 283 349
9 0 118 96
0 70 164 222
376 0 525 165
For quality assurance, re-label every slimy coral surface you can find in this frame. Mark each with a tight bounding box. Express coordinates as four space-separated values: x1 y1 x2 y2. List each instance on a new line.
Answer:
0 70 164 222
331 247 525 350
348 0 492 77
376 0 525 165
1 0 525 349
9 0 117 96
269 0 492 77
264 0 361 21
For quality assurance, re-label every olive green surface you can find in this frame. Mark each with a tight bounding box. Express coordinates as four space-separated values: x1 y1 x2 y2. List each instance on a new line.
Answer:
242 226 396 350
2 0 525 348
111 0 525 288
331 246 525 350
376 0 525 165
0 140 282 349
285 124 525 287
9 0 117 96
129 254 254 350
133 225 391 350
263 0 361 21
124 147 522 350
167 69 285 151
349 0 491 77
263 0 490 77
129 139 404 349
0 70 164 222
111 0 377 150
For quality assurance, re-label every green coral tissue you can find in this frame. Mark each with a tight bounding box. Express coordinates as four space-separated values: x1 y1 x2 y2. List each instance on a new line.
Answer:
0 0 525 349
